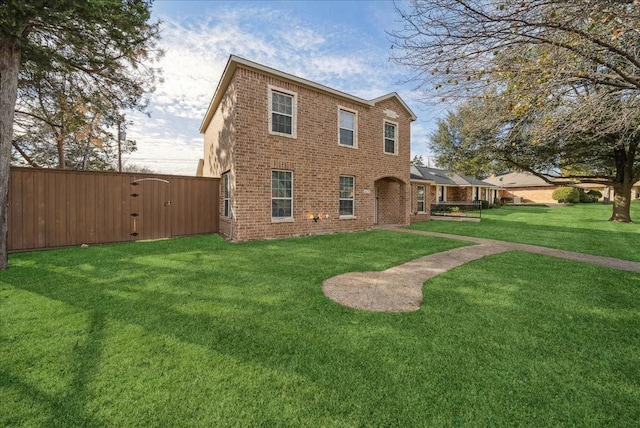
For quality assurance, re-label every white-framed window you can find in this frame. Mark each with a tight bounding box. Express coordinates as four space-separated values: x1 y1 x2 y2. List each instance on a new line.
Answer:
417 185 425 213
338 108 357 147
271 170 293 219
268 86 297 138
339 175 355 217
223 171 231 218
384 121 397 155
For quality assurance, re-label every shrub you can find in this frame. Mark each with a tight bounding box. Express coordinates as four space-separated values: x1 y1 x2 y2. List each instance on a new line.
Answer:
578 189 602 203
493 197 501 207
579 190 589 203
552 187 580 203
480 200 490 209
587 189 603 199
500 197 513 204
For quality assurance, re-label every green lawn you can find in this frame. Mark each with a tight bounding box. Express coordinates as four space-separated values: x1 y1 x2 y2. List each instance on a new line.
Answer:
409 201 640 261
1 229 639 426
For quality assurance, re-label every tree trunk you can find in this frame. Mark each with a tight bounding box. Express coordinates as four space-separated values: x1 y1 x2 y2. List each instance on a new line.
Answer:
609 141 636 222
56 132 65 169
0 39 21 270
610 181 633 222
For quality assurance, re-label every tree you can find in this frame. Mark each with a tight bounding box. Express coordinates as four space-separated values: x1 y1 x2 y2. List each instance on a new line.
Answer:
13 69 140 170
429 97 509 178
390 0 640 221
410 154 425 166
123 162 154 174
0 0 161 269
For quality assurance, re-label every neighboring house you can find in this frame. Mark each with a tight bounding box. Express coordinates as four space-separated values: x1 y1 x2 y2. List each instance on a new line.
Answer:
199 55 416 241
411 165 499 205
408 168 434 224
483 171 622 203
484 171 557 203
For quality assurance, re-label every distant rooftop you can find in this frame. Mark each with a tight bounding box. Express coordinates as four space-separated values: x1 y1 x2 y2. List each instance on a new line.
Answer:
411 165 496 187
483 171 556 188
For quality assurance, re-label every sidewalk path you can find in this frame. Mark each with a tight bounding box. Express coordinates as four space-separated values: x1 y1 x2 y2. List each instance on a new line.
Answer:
322 227 640 312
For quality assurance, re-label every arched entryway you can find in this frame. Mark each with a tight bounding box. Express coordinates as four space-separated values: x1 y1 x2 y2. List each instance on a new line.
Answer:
374 176 407 225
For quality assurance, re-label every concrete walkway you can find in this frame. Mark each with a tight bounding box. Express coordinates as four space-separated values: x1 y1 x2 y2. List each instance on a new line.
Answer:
322 227 640 312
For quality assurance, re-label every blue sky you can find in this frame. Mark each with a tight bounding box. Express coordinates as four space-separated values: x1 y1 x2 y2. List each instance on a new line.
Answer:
125 0 445 174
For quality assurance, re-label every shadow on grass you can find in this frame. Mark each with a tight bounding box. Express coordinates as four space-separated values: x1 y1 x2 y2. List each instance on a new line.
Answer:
1 231 470 425
0 312 106 427
2 232 639 425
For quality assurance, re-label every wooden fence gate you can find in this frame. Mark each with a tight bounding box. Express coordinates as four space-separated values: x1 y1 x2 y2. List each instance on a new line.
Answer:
130 177 172 240
7 167 220 251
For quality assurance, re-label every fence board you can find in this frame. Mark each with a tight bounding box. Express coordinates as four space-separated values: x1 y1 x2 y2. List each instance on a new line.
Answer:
9 172 23 250
8 167 219 251
35 170 46 248
66 172 78 246
21 172 33 249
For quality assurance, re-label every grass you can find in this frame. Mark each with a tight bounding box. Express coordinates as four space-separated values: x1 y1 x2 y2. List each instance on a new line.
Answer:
1 228 639 426
409 201 640 261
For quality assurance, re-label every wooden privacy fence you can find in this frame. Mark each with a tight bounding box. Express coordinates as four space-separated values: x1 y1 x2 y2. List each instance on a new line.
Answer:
8 167 220 251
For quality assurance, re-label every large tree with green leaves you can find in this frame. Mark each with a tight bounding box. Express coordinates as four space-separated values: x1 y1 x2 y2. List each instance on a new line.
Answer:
391 0 640 222
429 96 510 178
0 0 160 269
13 68 141 170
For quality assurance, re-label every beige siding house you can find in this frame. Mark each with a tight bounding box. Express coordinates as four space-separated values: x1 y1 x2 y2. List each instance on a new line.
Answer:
484 172 558 203
482 172 638 203
199 55 416 241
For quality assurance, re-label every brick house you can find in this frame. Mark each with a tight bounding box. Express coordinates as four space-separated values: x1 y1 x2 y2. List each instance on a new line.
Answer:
483 171 632 203
199 55 417 241
411 165 498 205
484 172 560 203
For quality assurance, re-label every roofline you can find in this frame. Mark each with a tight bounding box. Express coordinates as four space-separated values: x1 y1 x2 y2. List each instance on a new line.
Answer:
200 55 416 133
410 178 436 184
414 166 498 188
370 92 417 121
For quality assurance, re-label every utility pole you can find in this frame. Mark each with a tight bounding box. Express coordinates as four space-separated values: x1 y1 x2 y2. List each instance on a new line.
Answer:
117 120 125 172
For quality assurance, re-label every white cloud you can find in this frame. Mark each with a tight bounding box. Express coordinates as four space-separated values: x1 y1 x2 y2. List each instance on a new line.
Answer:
278 27 326 50
125 2 439 174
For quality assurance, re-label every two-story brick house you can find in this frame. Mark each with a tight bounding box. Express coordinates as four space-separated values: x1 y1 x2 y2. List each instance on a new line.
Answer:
199 55 416 241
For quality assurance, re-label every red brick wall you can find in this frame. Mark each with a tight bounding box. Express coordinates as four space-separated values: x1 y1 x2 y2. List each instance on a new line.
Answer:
376 178 405 224
448 186 476 202
204 66 412 241
502 187 555 203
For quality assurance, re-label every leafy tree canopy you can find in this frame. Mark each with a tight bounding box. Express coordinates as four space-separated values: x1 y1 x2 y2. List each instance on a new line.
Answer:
4 0 161 170
410 154 425 166
0 0 161 269
391 0 640 221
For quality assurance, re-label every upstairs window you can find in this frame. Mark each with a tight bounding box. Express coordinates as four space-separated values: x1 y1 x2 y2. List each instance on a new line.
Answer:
384 122 397 155
339 108 356 147
339 175 355 217
269 86 297 138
